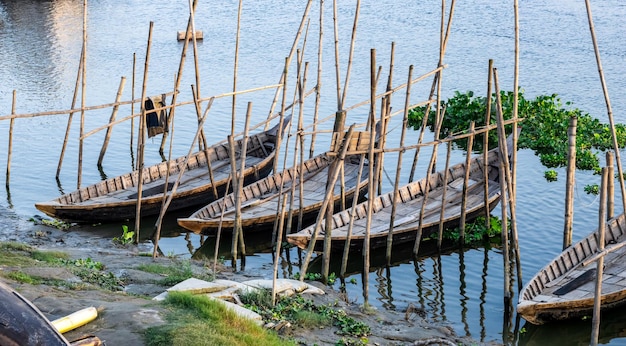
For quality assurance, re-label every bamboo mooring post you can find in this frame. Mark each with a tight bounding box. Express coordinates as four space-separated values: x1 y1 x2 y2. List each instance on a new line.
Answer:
385 65 413 263
459 122 476 243
77 0 88 189
590 167 608 346
130 53 136 153
97 77 126 166
232 104 252 271
483 59 493 230
606 151 615 219
6 91 16 188
339 153 366 277
133 21 154 242
563 116 577 250
437 142 452 250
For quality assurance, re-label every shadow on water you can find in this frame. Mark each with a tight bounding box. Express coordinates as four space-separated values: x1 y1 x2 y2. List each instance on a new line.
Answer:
518 308 626 346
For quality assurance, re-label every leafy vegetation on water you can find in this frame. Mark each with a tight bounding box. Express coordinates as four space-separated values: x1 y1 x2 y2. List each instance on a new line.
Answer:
408 90 626 192
424 216 504 246
145 291 293 346
239 288 370 344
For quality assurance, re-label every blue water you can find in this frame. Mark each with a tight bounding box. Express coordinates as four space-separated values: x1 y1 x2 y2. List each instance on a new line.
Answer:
2 1 626 344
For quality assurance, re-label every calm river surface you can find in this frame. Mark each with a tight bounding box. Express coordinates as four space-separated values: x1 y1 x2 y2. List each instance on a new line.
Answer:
2 1 626 344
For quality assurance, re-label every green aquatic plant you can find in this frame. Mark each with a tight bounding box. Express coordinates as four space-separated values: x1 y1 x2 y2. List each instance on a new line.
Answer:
407 90 626 180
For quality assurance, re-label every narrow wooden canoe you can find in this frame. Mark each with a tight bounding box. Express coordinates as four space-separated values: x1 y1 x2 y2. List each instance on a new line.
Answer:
35 118 289 223
286 142 506 252
517 213 626 325
177 152 369 235
0 280 70 345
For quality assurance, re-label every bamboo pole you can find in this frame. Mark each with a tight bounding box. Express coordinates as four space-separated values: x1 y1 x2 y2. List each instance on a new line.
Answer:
6 91 16 188
437 142 452 249
152 97 216 257
590 167 608 346
191 84 217 199
298 125 355 279
607 151 615 219
233 105 252 270
459 121 475 243
309 0 324 159
322 111 346 283
130 53 136 153
77 0 88 189
483 59 493 229
56 48 83 179
98 76 126 166
563 116 577 250
339 0 361 109
159 0 198 153
339 153 365 277
212 176 232 274
584 0 626 213
385 65 413 263
133 21 154 242
362 48 378 306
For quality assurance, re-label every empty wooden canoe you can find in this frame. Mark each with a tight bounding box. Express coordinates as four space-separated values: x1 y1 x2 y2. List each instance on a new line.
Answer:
517 213 626 325
177 152 369 235
286 139 508 252
35 118 289 223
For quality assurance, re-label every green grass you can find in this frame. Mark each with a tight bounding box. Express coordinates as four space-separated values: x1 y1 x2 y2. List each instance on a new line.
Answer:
136 261 211 286
145 291 294 346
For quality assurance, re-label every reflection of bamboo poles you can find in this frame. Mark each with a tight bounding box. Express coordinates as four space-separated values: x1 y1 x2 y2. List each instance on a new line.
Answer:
6 91 16 188
590 167 608 346
133 21 154 243
386 65 412 263
98 77 126 166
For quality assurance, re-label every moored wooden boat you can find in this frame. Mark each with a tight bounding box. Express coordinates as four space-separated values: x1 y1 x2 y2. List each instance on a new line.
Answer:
35 118 289 223
286 142 506 252
177 152 369 235
0 280 71 345
517 213 626 325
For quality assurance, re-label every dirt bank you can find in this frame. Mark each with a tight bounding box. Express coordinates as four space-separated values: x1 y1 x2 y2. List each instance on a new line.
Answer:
0 209 495 345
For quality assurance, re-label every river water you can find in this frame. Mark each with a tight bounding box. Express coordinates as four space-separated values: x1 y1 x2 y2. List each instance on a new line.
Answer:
1 1 626 345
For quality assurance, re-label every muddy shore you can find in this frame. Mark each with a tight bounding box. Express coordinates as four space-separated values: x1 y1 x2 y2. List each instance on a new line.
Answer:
0 208 495 345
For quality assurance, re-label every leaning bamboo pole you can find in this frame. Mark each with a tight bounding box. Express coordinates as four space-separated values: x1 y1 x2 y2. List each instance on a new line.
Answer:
309 0 324 159
458 121 475 242
191 84 217 199
6 91 16 188
298 125 355 279
232 105 252 270
339 153 365 277
584 0 626 213
77 0 88 189
385 65 413 263
563 116 577 250
130 53 136 154
590 167 608 346
151 97 216 258
338 0 361 109
133 21 154 243
159 0 198 153
97 77 126 166
56 49 83 179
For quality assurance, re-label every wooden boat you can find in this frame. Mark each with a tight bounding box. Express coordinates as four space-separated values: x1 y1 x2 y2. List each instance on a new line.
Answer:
286 139 508 252
517 213 626 325
35 118 289 223
177 152 369 235
0 280 71 345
